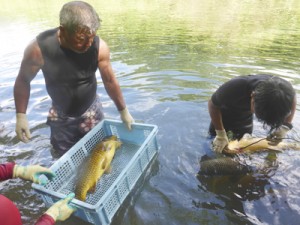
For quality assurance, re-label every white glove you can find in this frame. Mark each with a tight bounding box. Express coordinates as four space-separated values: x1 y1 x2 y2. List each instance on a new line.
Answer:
212 129 229 153
119 108 134 130
267 125 290 145
15 113 31 142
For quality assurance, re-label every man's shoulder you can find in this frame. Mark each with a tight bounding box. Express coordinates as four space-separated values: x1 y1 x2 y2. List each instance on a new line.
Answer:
37 28 59 41
99 37 108 48
98 38 111 59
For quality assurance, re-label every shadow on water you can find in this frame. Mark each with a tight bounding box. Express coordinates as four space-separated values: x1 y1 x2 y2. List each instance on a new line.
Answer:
196 153 276 224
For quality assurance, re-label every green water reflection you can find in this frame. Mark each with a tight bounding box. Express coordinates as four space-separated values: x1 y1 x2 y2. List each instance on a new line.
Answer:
1 0 300 55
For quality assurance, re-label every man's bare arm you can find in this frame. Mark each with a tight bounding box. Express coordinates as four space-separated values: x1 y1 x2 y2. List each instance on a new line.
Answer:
14 40 44 113
98 39 126 111
208 99 224 131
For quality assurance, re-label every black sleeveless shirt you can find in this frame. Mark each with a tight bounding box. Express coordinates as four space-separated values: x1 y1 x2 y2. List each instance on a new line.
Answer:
36 28 99 116
209 74 273 136
211 74 273 112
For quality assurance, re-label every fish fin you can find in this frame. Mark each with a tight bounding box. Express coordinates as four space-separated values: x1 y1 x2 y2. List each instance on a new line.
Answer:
101 158 107 170
105 165 112 174
88 178 98 193
267 147 283 153
107 142 113 151
91 183 97 193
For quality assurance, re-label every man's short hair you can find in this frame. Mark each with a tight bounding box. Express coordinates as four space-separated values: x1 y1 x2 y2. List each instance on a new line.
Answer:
254 76 295 129
59 1 101 34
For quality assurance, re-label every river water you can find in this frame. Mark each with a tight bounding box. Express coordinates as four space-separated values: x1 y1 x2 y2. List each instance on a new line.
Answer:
1 0 300 224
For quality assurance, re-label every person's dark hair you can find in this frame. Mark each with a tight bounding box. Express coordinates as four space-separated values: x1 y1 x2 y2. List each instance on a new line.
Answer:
59 1 101 34
254 76 295 129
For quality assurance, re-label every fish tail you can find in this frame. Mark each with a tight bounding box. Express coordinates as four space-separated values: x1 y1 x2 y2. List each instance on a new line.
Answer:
287 142 300 150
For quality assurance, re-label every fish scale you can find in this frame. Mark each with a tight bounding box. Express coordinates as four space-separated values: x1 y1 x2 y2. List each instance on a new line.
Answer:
75 135 122 201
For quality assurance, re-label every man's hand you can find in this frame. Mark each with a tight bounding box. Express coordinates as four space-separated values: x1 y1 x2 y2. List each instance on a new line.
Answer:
45 193 76 221
267 125 290 145
119 107 134 130
212 129 229 153
15 113 31 142
13 164 55 185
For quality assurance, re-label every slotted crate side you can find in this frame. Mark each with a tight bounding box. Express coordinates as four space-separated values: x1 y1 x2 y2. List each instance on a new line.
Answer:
140 149 149 171
102 152 158 223
104 135 159 222
44 159 75 192
97 124 159 222
84 125 107 152
73 205 103 224
41 194 54 207
103 120 154 146
147 134 159 159
102 188 121 222
70 147 87 170
101 174 131 219
116 175 131 203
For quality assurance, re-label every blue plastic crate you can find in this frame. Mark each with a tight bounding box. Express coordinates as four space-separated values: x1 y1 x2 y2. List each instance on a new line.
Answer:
32 119 159 225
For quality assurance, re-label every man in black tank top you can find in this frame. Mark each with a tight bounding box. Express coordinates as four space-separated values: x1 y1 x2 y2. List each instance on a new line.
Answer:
14 1 134 154
208 74 296 153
